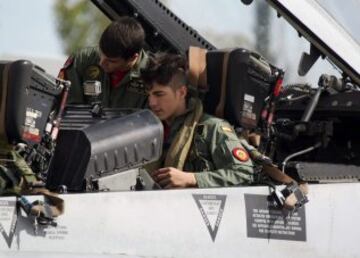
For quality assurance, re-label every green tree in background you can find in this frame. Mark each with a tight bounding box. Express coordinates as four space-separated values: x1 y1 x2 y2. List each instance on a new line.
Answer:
54 0 110 55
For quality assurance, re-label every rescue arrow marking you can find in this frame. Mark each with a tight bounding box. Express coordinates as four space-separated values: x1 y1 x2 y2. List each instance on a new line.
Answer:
193 194 227 242
0 200 17 248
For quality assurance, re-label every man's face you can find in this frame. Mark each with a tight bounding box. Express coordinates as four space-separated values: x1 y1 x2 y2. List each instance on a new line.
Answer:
147 83 187 123
99 52 137 73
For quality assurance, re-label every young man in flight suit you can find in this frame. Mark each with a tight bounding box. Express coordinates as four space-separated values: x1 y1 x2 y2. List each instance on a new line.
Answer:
59 16 149 108
142 53 255 189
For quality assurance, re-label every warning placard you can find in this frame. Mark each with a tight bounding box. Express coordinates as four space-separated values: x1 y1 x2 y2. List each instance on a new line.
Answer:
193 194 227 242
245 194 306 241
0 199 17 248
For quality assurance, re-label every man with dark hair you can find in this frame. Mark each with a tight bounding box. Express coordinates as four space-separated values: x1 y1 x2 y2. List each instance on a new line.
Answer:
142 53 255 188
59 16 149 108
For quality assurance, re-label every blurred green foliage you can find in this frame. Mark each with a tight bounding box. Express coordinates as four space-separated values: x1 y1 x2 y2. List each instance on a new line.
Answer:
54 0 110 55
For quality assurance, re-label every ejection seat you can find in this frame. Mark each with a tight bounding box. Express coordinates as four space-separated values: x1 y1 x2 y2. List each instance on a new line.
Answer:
187 46 283 133
0 60 64 146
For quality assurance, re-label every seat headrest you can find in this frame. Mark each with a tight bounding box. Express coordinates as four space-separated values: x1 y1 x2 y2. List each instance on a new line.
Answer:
188 46 208 89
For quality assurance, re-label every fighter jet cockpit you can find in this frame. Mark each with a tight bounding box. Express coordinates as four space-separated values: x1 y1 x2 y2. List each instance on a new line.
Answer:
1 0 360 195
1 1 360 257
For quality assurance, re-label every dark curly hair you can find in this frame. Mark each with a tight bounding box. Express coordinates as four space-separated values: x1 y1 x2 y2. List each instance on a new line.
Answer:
141 52 187 90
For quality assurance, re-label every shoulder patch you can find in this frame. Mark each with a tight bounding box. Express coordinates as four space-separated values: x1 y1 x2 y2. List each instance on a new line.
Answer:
85 65 102 80
62 56 74 69
221 126 233 134
232 147 249 162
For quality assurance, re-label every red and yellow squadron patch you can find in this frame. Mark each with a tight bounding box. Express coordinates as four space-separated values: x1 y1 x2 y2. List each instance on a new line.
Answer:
232 147 249 162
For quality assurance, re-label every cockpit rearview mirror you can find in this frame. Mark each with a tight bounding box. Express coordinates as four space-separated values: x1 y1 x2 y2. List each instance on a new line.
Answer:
298 43 321 76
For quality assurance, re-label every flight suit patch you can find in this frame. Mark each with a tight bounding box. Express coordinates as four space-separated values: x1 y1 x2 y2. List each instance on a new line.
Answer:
232 147 249 162
221 126 233 134
220 125 235 135
85 65 102 80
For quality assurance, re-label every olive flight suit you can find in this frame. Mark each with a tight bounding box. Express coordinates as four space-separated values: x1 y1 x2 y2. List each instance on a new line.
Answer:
61 47 149 108
162 101 255 188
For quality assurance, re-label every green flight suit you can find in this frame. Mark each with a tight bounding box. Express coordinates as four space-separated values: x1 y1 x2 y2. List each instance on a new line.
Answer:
163 108 255 188
63 47 149 108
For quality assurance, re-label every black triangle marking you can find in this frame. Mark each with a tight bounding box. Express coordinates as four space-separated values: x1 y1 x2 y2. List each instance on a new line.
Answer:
0 200 17 248
193 194 227 242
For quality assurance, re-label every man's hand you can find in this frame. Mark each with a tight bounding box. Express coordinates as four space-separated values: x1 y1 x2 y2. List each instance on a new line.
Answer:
152 167 197 189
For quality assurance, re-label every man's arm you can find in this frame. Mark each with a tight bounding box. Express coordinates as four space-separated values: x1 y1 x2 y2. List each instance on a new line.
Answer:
152 167 197 189
60 47 100 104
193 120 255 188
152 120 255 189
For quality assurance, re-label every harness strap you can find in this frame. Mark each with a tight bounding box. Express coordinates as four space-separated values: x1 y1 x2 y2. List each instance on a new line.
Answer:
262 164 294 184
164 99 203 170
215 50 233 118
28 188 65 217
